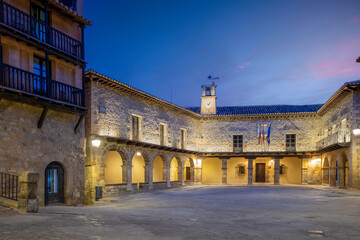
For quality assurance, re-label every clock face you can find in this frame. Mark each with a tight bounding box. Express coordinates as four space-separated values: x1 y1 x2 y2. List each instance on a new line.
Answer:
205 100 213 109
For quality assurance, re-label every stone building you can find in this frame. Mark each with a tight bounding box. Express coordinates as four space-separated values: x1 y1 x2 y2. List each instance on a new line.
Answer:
0 0 91 208
84 70 360 204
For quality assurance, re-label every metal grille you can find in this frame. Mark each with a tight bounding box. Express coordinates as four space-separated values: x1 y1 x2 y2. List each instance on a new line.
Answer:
0 172 19 201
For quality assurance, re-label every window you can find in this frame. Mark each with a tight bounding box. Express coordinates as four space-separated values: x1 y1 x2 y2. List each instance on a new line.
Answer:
180 129 186 149
160 123 167 145
30 3 47 42
233 135 243 152
205 87 211 96
132 115 141 141
33 56 48 93
286 134 296 152
239 165 245 174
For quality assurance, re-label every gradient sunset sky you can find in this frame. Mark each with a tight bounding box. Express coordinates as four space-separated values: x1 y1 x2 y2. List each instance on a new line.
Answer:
84 0 360 107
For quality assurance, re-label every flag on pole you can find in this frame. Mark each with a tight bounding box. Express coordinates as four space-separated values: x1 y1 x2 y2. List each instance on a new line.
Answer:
258 125 261 144
266 124 271 145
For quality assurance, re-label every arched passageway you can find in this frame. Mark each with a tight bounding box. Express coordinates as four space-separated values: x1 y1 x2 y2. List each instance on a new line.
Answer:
202 158 222 184
45 162 65 205
338 153 349 188
132 153 147 184
104 151 124 185
170 157 181 181
153 155 166 182
322 157 329 185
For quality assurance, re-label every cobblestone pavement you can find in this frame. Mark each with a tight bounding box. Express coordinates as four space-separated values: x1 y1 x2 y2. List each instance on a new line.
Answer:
1 185 360 240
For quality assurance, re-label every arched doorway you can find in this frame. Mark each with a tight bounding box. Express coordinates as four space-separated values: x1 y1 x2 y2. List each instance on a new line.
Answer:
104 151 124 185
339 153 349 188
322 157 329 184
45 162 64 205
184 158 194 182
170 157 181 181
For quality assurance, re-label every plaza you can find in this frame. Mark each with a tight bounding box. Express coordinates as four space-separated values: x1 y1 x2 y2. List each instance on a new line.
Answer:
1 185 360 239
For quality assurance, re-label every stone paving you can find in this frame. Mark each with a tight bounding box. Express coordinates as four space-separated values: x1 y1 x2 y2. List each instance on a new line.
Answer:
1 185 360 240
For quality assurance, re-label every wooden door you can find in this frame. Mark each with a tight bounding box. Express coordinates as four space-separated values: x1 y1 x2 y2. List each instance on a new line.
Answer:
256 163 266 182
185 167 191 180
45 162 64 205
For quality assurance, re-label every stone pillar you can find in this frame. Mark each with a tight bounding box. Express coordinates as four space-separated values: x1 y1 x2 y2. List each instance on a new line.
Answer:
122 160 127 184
126 162 133 191
166 164 171 187
221 158 228 184
247 158 254 185
179 163 185 186
274 158 281 185
18 172 39 213
148 162 153 189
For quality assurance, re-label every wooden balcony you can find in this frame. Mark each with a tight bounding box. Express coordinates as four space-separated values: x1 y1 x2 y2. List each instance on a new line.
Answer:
0 1 83 61
0 63 84 107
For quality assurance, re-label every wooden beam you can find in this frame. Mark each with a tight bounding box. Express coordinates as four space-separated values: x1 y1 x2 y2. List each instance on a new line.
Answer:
74 113 85 134
37 106 48 128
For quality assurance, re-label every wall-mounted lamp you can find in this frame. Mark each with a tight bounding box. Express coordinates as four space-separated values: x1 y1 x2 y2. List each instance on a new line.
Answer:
91 137 101 147
136 152 142 156
270 160 274 164
353 129 360 136
196 159 202 167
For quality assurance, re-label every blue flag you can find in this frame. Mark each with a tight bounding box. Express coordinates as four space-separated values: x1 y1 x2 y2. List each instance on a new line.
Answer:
267 124 271 145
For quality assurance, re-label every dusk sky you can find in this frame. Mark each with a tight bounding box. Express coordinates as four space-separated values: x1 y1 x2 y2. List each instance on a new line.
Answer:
84 0 360 108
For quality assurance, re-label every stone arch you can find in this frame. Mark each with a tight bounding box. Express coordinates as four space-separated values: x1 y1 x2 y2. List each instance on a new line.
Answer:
101 144 129 185
184 157 195 182
322 157 329 184
329 155 337 186
153 155 168 182
169 156 182 182
131 150 150 184
338 152 349 188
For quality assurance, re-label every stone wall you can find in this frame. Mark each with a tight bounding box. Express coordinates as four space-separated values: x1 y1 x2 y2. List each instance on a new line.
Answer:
87 81 201 150
0 98 85 206
198 116 320 152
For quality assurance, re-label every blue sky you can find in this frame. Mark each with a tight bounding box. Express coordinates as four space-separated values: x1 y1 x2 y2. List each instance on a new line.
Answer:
84 0 360 107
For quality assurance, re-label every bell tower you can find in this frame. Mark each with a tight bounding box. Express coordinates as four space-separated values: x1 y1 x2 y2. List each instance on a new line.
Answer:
201 82 217 115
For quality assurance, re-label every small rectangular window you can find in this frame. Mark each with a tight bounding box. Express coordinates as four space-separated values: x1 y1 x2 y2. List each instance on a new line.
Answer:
233 135 243 152
286 134 296 152
180 129 186 149
239 165 245 174
280 165 285 175
132 115 140 141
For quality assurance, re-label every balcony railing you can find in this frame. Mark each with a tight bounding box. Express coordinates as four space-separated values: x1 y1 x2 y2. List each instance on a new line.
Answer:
1 63 84 107
0 1 83 59
316 130 351 150
0 172 18 201
59 0 77 11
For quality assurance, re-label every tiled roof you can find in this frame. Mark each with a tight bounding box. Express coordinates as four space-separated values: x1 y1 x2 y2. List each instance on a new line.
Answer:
186 104 323 116
345 79 360 85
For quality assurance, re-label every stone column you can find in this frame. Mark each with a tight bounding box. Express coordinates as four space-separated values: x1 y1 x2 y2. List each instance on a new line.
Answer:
179 163 185 186
221 158 228 184
274 158 281 185
122 160 127 184
148 162 153 190
18 172 39 213
247 158 254 185
166 164 171 187
126 162 133 191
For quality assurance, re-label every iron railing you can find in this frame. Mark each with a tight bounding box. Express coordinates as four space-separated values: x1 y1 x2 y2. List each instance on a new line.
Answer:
316 130 351 150
1 63 84 106
0 172 18 201
0 1 83 59
59 0 77 11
